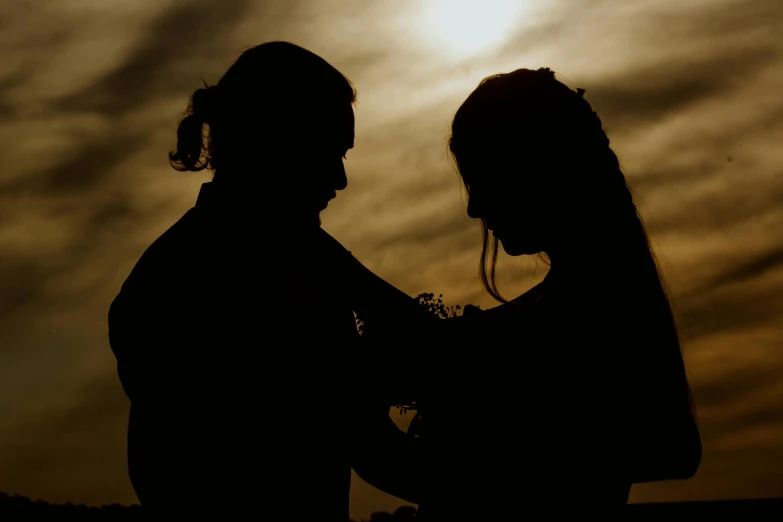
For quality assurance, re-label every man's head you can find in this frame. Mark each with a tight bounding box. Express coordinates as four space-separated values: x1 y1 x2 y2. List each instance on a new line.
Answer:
170 41 357 222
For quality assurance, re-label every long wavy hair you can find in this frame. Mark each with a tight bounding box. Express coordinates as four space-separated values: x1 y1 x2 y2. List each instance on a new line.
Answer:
448 68 699 479
449 68 675 312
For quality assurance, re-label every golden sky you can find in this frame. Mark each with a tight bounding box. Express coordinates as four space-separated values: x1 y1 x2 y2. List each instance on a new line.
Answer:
1 0 782 519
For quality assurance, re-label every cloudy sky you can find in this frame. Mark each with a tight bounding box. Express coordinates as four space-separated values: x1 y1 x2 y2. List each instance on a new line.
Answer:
0 0 781 518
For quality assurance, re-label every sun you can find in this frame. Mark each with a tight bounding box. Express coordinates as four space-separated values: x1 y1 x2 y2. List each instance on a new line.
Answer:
419 0 527 60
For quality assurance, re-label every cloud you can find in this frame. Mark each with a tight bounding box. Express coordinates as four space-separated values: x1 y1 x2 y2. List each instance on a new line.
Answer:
1 0 256 197
703 246 783 292
51 0 254 117
585 47 780 133
678 269 783 341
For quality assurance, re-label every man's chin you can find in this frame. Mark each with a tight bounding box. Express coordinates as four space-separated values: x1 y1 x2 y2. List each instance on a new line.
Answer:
316 192 336 211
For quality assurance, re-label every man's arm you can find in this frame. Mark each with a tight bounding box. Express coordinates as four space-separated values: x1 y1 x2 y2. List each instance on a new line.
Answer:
316 228 435 325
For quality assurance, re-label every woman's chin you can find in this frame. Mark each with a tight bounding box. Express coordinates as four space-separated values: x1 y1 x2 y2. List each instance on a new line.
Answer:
499 238 537 257
500 244 524 256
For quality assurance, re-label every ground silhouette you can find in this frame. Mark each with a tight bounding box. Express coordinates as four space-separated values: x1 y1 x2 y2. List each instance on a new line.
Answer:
0 491 142 518
2 491 781 519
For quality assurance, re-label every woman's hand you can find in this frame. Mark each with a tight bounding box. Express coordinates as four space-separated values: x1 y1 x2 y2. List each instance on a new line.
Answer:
461 304 483 317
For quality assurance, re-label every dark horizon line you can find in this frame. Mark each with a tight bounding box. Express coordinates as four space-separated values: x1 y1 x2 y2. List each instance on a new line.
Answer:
1 491 781 509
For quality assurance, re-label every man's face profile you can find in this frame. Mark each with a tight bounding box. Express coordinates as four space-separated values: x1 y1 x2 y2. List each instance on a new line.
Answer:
299 102 355 215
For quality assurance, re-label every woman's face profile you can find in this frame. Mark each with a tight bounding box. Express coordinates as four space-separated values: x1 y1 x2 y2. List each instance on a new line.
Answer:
463 146 547 257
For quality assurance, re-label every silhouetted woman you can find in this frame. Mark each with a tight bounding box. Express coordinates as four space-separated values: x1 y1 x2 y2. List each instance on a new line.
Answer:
337 68 702 520
107 41 419 519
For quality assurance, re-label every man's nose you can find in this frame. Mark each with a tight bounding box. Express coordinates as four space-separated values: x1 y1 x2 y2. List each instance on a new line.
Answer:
333 164 348 191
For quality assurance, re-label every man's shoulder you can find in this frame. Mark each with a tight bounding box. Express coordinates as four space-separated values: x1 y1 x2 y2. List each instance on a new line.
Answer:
109 208 207 332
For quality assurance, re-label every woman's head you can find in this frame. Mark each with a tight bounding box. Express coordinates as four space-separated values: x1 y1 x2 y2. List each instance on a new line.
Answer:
169 41 356 215
449 68 640 298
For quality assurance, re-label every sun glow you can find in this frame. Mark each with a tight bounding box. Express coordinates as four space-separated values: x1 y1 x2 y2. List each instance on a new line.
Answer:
419 0 528 59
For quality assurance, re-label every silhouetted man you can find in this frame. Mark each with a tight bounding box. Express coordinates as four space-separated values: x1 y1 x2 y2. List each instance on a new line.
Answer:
108 42 421 519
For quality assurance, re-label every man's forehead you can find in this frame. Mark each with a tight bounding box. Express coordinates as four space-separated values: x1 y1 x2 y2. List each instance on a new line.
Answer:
307 103 354 145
